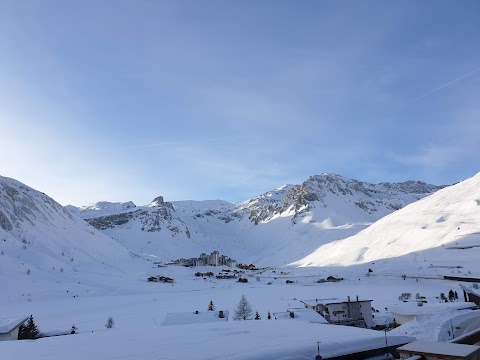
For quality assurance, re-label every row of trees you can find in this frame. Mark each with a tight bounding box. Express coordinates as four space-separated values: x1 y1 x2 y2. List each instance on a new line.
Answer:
208 296 272 320
17 315 115 340
440 290 459 302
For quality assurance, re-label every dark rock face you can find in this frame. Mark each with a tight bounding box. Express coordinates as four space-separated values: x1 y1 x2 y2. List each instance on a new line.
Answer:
84 196 191 238
86 211 140 230
241 174 445 224
1 177 73 232
0 210 13 232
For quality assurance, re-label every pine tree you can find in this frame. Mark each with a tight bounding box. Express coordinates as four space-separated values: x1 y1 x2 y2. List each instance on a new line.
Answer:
254 311 261 320
207 300 215 311
19 315 40 339
234 294 253 320
454 291 459 300
267 311 272 320
448 289 455 302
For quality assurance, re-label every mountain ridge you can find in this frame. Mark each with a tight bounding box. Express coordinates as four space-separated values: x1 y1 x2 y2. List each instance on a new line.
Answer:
0 175 138 279
65 173 445 266
292 172 480 276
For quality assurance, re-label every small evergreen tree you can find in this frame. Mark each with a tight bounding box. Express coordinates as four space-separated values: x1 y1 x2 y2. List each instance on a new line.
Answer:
26 269 31 275
454 291 459 300
440 293 448 302
234 294 253 320
105 316 115 328
448 289 455 302
267 311 272 320
19 315 40 339
71 324 78 334
207 300 215 311
254 311 261 320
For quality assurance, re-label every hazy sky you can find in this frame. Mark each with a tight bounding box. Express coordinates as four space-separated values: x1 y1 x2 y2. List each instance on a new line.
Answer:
1 1 479 206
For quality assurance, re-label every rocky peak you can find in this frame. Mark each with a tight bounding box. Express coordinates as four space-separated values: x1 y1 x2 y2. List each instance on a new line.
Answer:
150 196 174 210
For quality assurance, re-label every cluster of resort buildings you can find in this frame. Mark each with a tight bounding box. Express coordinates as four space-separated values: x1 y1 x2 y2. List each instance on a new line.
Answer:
171 250 238 268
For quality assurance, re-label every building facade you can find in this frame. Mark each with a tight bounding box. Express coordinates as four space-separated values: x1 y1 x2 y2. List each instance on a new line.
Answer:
303 296 373 328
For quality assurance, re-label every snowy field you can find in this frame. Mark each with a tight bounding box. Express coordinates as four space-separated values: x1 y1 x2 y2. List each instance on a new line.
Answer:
2 263 478 359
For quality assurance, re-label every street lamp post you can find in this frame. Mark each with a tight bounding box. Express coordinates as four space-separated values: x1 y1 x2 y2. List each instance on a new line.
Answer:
315 341 322 360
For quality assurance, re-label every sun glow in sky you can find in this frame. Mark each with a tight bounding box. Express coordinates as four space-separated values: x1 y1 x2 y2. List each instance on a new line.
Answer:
1 1 479 206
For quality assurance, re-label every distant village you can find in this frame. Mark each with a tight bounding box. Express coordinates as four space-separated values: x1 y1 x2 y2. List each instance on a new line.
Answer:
169 250 240 268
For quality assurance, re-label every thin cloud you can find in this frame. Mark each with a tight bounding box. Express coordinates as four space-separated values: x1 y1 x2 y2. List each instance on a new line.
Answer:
416 67 480 100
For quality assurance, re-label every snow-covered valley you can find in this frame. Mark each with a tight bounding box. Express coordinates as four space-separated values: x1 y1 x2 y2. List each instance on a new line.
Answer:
2 173 480 359
65 173 444 267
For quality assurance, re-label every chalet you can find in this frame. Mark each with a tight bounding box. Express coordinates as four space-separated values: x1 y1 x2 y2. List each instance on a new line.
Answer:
238 263 256 270
147 276 174 283
302 296 373 328
195 272 214 277
0 316 28 341
216 273 236 279
397 340 480 360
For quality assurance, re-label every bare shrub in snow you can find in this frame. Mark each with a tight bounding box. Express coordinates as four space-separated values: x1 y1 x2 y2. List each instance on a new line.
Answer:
105 316 115 328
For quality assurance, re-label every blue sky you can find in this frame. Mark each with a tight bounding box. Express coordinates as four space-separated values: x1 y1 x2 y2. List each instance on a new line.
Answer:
1 1 479 206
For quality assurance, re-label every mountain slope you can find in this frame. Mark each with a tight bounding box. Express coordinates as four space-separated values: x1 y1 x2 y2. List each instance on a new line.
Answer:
293 172 480 276
0 176 137 278
67 174 444 266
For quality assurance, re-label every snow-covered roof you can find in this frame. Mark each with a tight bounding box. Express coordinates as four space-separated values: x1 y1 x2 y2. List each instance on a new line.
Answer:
162 311 229 326
0 316 28 334
0 320 415 360
398 340 480 357
303 298 372 306
324 299 372 306
390 302 476 316
274 308 329 324
460 284 480 296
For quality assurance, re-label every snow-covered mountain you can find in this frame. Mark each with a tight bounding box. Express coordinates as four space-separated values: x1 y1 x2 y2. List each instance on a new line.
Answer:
67 174 444 266
293 172 480 276
0 176 137 279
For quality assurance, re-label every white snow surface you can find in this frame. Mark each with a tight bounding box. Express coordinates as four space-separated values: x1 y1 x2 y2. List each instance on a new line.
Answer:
294 172 480 276
162 310 229 326
2 173 480 360
0 320 413 360
390 302 477 316
0 176 144 281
